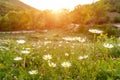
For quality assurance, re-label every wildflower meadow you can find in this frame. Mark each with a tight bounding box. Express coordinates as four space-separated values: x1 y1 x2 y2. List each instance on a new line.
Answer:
0 29 120 80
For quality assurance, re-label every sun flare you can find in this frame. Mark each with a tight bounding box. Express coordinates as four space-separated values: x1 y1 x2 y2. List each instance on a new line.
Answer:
20 0 99 11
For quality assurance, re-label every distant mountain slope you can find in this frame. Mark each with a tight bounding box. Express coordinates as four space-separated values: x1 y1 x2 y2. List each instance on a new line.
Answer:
0 0 36 16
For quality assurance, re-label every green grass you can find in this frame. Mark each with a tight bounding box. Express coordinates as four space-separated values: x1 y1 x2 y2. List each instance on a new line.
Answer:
0 32 120 80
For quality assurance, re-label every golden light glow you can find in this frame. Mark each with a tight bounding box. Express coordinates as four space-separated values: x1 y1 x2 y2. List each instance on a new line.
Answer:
20 0 99 11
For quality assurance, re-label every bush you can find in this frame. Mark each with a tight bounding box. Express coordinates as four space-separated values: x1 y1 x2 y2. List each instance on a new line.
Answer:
109 46 120 58
90 24 120 37
77 25 88 34
95 16 110 24
113 15 120 23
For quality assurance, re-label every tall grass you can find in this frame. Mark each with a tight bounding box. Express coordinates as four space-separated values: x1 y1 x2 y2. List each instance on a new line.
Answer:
0 32 120 80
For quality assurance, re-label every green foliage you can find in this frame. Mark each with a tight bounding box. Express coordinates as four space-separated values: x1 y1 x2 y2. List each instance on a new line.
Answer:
0 0 119 31
107 0 120 13
0 9 71 31
0 0 41 31
0 11 31 31
0 32 119 79
69 4 92 24
113 15 120 23
91 24 120 37
0 0 34 16
74 25 88 34
69 0 109 24
110 47 120 58
91 0 109 24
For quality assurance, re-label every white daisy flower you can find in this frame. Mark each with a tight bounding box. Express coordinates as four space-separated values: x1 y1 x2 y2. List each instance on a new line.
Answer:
44 41 52 45
28 70 38 75
103 43 114 48
78 56 84 60
65 53 69 56
118 44 120 47
16 40 26 44
48 62 56 67
21 50 30 54
43 54 52 61
88 29 103 34
78 55 88 60
61 62 71 68
78 38 86 43
14 57 22 61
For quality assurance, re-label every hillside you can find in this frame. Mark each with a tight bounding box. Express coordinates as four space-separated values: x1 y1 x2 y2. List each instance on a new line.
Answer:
0 0 36 16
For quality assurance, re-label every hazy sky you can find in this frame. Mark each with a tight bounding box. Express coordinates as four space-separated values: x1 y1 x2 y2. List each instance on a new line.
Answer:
20 0 99 11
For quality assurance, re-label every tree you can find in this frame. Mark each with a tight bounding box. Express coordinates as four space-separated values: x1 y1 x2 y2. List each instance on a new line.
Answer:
91 0 109 24
69 4 93 24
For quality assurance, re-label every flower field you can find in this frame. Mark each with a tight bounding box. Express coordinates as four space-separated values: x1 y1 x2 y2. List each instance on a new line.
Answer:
0 29 120 80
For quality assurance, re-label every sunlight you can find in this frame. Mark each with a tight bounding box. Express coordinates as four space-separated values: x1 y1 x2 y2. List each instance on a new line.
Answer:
19 0 99 11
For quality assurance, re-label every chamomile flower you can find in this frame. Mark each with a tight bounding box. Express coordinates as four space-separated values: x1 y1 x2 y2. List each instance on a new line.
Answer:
16 39 26 44
78 56 84 60
43 54 52 61
65 53 69 56
44 41 51 45
21 50 30 54
48 62 56 67
78 38 86 43
103 43 114 48
61 62 71 68
78 55 88 60
28 70 38 75
88 29 103 34
13 57 22 61
118 44 120 47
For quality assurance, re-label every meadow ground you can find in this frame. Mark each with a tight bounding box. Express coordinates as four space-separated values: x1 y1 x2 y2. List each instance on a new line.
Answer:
0 30 120 80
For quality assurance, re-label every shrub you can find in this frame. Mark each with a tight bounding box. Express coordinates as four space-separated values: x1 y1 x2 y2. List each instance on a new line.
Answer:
90 24 120 37
109 46 120 58
77 25 88 34
113 15 120 23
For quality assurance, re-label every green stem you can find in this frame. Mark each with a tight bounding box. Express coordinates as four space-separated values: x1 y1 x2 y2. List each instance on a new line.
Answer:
23 56 26 68
105 48 109 60
93 34 96 55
